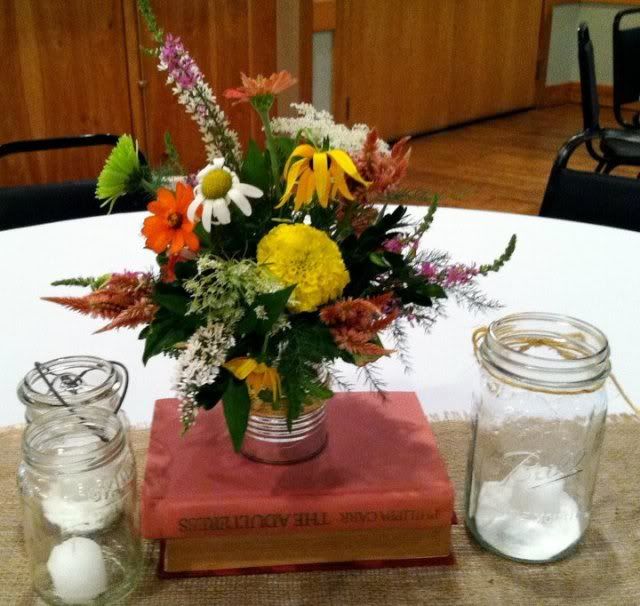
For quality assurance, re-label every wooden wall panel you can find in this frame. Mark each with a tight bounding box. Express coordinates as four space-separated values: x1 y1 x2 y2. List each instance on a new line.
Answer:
136 0 277 172
333 0 456 138
334 0 542 140
0 0 134 186
449 0 542 124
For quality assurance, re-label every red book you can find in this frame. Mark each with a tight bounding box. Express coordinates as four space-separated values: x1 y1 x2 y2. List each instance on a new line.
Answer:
142 392 454 540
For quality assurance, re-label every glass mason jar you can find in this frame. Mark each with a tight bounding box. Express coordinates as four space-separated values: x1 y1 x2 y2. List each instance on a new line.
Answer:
241 395 329 465
19 408 141 605
17 356 128 424
465 312 610 563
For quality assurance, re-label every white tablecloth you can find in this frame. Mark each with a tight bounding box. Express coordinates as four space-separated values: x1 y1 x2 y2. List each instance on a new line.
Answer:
2 208 639 426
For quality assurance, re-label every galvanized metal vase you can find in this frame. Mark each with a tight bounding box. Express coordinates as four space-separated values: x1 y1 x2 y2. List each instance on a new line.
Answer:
241 396 328 465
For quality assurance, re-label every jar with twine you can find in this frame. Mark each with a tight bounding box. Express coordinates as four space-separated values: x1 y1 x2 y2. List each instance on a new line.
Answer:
465 312 613 563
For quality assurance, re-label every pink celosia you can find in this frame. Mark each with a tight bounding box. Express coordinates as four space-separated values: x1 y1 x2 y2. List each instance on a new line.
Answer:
355 129 411 198
43 272 157 333
320 293 398 358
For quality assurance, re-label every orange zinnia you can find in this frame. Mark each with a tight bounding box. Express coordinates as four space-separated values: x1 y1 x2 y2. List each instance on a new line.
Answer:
142 182 200 255
224 70 297 104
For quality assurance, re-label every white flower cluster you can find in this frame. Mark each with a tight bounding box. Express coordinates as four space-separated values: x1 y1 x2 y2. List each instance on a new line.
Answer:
271 103 390 156
174 322 235 430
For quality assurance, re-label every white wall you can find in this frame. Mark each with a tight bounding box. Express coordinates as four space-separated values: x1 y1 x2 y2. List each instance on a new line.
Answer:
312 31 333 112
546 3 640 86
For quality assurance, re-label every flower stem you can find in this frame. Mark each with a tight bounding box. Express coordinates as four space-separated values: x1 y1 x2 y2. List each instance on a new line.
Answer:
257 108 282 197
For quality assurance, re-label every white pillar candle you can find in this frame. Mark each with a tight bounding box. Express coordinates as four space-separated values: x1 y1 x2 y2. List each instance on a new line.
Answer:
47 537 108 604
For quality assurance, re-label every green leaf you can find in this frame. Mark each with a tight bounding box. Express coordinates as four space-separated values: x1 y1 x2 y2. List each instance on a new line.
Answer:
173 259 197 281
152 281 192 316
273 136 296 166
396 280 446 307
253 285 296 335
142 321 183 364
236 307 258 336
241 139 271 192
222 379 252 451
153 292 189 316
141 309 203 364
369 252 391 268
194 222 213 249
196 374 229 410
306 382 334 401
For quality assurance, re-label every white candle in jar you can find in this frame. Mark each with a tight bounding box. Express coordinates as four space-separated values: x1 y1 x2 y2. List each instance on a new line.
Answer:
43 494 120 534
474 463 582 561
508 464 566 515
47 537 108 604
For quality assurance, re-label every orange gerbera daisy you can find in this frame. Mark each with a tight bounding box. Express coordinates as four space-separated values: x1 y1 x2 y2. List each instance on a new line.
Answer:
142 182 200 255
224 70 297 104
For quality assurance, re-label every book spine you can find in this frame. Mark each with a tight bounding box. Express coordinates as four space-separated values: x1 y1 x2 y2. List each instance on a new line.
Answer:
142 488 454 539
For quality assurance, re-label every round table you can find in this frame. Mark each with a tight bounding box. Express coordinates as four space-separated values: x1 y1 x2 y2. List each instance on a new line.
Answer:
2 208 639 426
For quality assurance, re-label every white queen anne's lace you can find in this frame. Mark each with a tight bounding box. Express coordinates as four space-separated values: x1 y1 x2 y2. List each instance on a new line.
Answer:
272 103 390 156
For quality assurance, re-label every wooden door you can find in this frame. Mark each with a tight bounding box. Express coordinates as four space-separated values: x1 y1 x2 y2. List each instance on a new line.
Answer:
448 0 543 124
333 1 456 139
333 0 543 140
136 0 278 172
0 0 135 186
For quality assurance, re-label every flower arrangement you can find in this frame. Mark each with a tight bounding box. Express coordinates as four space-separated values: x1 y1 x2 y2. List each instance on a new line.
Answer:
45 0 515 451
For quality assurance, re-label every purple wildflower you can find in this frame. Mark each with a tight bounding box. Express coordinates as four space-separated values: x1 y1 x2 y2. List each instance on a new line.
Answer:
443 264 479 287
156 33 241 169
383 238 404 254
420 262 439 281
184 173 198 188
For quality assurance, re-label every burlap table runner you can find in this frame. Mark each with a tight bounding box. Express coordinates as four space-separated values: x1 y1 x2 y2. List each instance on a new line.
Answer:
2 416 638 605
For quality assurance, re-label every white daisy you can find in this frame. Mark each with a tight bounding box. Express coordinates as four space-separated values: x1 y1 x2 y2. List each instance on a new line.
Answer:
187 159 263 230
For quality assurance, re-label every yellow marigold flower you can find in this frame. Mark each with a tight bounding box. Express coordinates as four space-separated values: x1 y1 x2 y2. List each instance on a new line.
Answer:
257 224 350 312
277 144 370 211
224 357 281 400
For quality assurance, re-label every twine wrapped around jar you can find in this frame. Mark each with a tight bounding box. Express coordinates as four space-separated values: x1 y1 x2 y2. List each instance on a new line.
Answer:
472 325 638 413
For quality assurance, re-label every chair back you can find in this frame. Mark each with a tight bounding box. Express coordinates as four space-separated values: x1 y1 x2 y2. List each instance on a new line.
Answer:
578 24 600 132
540 164 640 231
0 182 148 231
0 134 149 230
613 8 640 128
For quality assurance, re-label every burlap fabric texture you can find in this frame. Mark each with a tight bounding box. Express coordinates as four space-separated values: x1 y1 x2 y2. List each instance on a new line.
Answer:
1 415 638 606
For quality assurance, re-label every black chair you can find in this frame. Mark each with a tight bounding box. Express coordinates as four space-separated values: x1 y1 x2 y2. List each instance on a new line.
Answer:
0 134 149 231
577 23 640 175
540 131 640 231
613 8 640 130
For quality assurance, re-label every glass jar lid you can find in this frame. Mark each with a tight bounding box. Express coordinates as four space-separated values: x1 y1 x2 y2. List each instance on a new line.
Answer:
17 355 124 409
477 312 611 392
